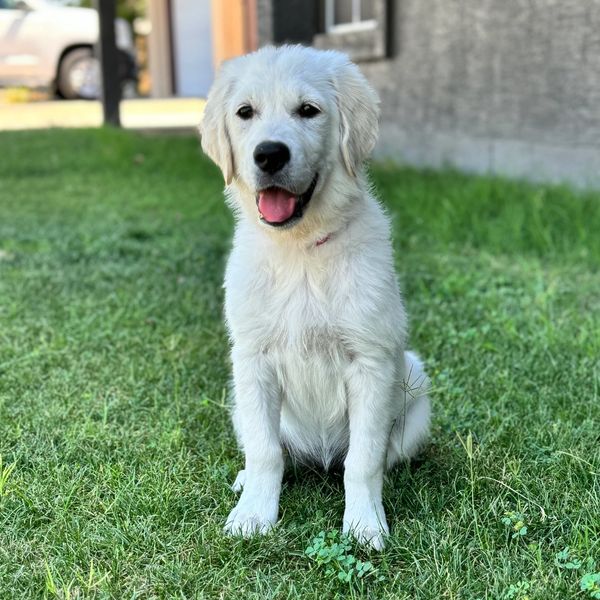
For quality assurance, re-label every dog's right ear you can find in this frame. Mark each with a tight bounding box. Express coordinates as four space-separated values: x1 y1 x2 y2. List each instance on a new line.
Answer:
199 66 234 185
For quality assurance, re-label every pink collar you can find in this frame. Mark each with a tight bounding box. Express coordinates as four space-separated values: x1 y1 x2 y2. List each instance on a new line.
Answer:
315 233 331 247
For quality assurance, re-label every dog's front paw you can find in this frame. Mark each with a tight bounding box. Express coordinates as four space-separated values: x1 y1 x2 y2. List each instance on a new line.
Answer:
224 492 278 537
343 503 389 551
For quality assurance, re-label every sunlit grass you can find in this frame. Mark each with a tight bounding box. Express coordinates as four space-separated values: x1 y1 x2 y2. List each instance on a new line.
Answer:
0 128 598 598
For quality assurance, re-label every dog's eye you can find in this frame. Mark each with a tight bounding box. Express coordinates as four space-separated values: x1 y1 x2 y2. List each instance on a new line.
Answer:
297 103 320 118
236 105 254 120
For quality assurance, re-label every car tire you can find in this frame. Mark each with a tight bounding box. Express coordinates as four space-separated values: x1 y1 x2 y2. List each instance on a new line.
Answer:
57 47 101 100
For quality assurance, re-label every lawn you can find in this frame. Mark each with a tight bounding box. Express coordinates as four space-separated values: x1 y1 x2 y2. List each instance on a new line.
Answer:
0 128 599 599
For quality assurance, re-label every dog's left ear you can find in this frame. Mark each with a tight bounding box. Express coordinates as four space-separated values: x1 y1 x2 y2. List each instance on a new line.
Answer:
199 65 235 185
333 58 380 177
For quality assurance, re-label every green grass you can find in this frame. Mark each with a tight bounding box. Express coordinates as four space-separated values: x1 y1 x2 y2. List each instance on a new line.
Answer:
0 128 599 599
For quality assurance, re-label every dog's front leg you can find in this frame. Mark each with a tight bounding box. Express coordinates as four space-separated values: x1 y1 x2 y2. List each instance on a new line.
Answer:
224 348 284 537
343 356 396 550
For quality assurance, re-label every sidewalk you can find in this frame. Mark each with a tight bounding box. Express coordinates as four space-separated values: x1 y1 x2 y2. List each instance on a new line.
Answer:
0 97 205 131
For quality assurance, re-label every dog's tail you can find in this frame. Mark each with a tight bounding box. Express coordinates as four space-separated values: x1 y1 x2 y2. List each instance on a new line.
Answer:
386 351 431 468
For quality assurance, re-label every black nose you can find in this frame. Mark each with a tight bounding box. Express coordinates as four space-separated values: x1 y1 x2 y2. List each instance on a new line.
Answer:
253 141 290 174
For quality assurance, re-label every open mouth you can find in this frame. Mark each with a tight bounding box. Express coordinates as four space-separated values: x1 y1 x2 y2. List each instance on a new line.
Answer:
256 173 319 228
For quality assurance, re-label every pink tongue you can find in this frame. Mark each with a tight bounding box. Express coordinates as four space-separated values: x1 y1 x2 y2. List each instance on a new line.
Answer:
258 188 297 223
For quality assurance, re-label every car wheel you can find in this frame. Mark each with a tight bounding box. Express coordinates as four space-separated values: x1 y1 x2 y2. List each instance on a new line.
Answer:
57 48 101 100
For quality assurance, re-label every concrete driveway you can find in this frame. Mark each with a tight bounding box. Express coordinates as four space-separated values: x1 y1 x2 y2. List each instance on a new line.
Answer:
0 97 205 131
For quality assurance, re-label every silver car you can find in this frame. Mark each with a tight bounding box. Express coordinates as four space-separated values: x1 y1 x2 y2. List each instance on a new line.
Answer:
0 0 137 99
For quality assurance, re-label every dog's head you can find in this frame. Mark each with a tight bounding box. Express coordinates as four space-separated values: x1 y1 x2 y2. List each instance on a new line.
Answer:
200 45 379 235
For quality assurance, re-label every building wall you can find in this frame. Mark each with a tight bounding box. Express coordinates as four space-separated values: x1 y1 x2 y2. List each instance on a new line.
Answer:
257 0 274 45
263 0 600 188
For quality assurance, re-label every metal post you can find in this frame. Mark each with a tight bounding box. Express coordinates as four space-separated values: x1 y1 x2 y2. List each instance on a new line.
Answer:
93 0 121 126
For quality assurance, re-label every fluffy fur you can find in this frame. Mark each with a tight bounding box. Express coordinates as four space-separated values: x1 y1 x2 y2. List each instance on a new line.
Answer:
200 45 431 550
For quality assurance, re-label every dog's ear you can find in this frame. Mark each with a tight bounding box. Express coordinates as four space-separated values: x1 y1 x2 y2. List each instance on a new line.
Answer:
333 58 380 177
199 66 234 185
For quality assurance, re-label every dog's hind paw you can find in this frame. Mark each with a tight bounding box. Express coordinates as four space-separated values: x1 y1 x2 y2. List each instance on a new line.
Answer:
231 469 246 493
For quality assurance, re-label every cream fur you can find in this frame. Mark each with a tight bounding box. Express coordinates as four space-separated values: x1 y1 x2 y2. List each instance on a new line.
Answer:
200 45 431 550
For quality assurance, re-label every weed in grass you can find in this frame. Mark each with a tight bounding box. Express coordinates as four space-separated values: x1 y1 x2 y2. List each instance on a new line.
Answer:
0 455 16 498
581 572 600 599
305 530 381 586
553 549 600 599
555 546 583 570
503 580 531 600
44 562 58 597
502 511 528 539
457 430 482 546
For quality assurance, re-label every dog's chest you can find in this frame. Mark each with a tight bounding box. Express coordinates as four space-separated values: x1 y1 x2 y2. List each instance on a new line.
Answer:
228 254 349 354
227 255 353 465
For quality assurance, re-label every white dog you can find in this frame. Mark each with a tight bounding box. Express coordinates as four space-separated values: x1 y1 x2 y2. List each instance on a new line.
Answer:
200 45 431 550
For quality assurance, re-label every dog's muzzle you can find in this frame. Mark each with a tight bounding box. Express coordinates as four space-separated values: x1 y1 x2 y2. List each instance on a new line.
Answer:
256 173 319 228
